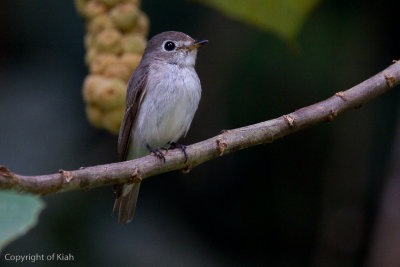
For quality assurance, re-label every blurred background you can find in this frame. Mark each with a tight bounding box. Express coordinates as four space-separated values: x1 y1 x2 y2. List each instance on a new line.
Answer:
0 0 399 266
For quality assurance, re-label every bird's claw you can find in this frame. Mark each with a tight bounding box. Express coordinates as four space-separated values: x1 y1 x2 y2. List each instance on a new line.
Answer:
169 142 188 163
146 144 166 162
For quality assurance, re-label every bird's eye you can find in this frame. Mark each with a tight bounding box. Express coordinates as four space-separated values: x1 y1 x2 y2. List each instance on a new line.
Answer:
164 41 176 51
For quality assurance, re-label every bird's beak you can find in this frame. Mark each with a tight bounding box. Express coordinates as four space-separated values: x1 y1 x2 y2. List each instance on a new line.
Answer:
185 40 208 51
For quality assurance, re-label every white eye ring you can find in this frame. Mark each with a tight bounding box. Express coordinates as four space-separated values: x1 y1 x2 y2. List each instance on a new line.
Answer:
163 40 176 51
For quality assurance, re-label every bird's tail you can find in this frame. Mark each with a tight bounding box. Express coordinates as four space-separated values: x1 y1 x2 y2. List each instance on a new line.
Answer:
113 182 141 224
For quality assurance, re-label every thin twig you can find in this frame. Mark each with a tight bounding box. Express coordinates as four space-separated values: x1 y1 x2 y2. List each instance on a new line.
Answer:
1 61 400 195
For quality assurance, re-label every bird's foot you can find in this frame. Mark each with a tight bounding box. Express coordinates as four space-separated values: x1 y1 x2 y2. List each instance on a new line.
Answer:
169 142 188 163
146 144 166 162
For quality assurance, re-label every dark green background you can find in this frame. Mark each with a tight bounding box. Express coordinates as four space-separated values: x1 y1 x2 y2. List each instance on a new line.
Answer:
0 0 399 266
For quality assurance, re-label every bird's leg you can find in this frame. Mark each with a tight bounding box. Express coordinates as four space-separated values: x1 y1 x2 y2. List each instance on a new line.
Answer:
146 144 166 162
169 142 188 163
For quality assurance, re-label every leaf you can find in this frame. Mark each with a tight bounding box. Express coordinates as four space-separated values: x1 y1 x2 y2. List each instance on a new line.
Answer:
0 191 45 251
196 0 320 42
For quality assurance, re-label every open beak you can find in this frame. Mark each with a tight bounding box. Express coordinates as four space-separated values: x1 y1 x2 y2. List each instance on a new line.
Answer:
185 40 208 51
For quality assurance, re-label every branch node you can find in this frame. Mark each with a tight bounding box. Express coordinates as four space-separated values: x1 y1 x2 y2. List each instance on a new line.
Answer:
220 129 230 134
59 169 74 183
0 165 14 178
283 115 295 127
384 74 395 88
327 109 338 121
128 167 142 184
216 137 228 156
182 165 192 174
393 59 399 63
0 166 17 189
335 91 347 101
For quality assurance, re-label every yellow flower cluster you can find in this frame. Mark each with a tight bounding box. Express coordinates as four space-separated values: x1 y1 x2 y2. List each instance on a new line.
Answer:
75 0 149 134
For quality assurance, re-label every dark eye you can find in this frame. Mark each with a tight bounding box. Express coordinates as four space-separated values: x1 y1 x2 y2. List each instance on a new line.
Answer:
164 41 176 51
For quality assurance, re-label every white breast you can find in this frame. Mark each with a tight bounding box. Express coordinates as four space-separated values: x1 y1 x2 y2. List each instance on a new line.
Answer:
128 63 201 159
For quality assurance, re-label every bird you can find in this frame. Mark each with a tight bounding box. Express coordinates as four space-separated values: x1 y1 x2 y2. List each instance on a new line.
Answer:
113 31 208 224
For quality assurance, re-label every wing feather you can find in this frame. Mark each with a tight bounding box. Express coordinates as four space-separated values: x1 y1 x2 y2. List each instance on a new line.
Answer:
117 64 149 161
113 62 149 223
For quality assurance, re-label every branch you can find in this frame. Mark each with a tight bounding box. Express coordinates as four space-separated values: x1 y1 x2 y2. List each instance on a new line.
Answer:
1 61 400 195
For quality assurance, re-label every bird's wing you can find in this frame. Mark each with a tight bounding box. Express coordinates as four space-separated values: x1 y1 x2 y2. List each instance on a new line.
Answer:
114 64 149 224
117 65 149 161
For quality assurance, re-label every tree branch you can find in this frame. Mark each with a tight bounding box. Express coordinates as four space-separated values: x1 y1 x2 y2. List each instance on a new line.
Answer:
1 61 400 195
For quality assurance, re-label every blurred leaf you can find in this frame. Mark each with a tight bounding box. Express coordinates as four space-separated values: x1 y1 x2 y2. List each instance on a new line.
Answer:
0 191 45 251
196 0 320 42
